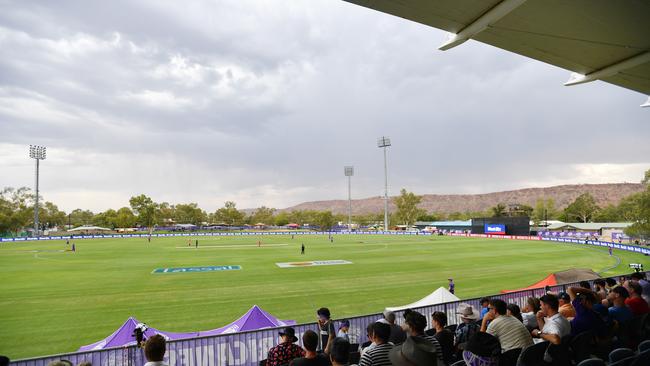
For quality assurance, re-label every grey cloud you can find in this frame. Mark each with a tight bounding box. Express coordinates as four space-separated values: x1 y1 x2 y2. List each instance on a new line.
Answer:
0 0 648 212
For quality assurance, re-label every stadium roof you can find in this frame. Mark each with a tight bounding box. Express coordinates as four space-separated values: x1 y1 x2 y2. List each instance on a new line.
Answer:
344 0 650 106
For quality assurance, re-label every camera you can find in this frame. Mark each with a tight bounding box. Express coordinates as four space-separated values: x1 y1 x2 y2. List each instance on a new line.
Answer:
629 263 644 272
132 323 148 347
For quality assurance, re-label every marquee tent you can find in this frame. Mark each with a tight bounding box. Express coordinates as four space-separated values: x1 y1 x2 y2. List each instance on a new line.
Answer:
500 268 601 293
385 287 460 312
68 226 111 232
78 305 295 351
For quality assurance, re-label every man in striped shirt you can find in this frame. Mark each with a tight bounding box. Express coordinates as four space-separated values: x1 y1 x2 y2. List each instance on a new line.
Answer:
480 299 533 353
359 322 393 366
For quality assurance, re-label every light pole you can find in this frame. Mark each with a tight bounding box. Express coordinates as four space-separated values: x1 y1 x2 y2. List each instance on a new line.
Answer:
377 136 391 231
344 166 354 231
29 145 46 237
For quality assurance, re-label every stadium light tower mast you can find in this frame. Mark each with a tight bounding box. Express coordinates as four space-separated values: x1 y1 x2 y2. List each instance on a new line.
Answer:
377 136 391 231
344 166 354 231
29 145 46 237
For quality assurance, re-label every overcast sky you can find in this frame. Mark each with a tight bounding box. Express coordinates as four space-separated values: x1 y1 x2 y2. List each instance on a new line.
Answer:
1 0 648 213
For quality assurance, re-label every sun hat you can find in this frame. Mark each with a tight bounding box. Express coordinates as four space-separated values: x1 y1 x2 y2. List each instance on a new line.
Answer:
278 327 298 343
458 304 480 320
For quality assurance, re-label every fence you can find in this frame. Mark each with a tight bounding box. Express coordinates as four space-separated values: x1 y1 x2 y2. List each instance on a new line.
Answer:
8 234 650 365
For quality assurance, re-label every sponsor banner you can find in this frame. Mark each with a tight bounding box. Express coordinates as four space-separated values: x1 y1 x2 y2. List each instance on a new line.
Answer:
152 265 241 274
485 224 506 235
276 260 352 268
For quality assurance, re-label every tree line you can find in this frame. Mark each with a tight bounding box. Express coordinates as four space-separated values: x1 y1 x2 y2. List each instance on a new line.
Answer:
1 170 648 238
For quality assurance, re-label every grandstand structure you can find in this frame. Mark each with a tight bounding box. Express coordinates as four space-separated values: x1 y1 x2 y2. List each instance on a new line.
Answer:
9 233 650 366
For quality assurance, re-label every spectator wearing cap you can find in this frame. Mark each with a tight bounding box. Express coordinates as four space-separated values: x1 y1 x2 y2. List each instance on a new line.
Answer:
558 292 576 319
607 286 633 325
267 327 305 366
481 299 533 352
329 338 351 366
337 319 350 341
144 334 168 366
290 330 329 366
403 310 444 365
521 297 541 331
359 322 393 366
454 304 480 354
382 310 406 345
431 311 454 365
533 294 571 345
630 272 650 305
389 335 441 366
317 307 336 354
567 286 606 337
623 281 650 316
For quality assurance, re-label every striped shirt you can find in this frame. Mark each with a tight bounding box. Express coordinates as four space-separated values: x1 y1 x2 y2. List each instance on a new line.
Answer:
358 342 392 366
422 335 445 365
486 315 533 352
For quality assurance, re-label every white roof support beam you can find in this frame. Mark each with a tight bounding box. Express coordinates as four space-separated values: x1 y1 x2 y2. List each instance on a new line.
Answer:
438 0 527 51
565 51 650 86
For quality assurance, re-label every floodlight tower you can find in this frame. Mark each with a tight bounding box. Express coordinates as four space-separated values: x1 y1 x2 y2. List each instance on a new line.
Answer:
377 136 391 231
29 145 46 237
344 166 354 231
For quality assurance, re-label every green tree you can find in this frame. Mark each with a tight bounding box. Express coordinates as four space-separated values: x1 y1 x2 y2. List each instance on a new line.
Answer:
40 201 67 229
93 209 118 228
274 211 290 226
213 201 245 226
129 194 158 232
393 188 425 227
624 186 650 239
593 204 622 222
69 209 95 227
250 206 276 224
174 203 206 225
0 187 34 235
490 203 507 217
564 193 600 223
114 207 137 228
532 198 557 225
417 212 442 222
618 193 643 221
157 202 175 225
314 211 335 231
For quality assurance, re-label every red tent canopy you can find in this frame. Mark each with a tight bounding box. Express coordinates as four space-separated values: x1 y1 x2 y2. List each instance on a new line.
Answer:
500 273 557 293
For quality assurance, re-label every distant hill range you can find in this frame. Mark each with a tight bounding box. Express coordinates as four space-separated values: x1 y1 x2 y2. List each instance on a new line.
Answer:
278 183 646 216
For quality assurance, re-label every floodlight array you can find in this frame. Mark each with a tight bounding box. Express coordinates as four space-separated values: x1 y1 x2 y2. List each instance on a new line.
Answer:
377 136 391 148
29 145 47 160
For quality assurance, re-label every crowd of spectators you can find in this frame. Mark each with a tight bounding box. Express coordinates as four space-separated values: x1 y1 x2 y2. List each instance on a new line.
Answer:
263 275 649 366
25 273 649 366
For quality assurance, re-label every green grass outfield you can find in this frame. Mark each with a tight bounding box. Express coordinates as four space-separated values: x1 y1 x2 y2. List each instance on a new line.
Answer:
1 234 648 359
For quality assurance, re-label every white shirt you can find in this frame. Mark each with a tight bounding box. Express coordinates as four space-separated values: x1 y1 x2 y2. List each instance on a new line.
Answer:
144 362 169 366
542 312 571 337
